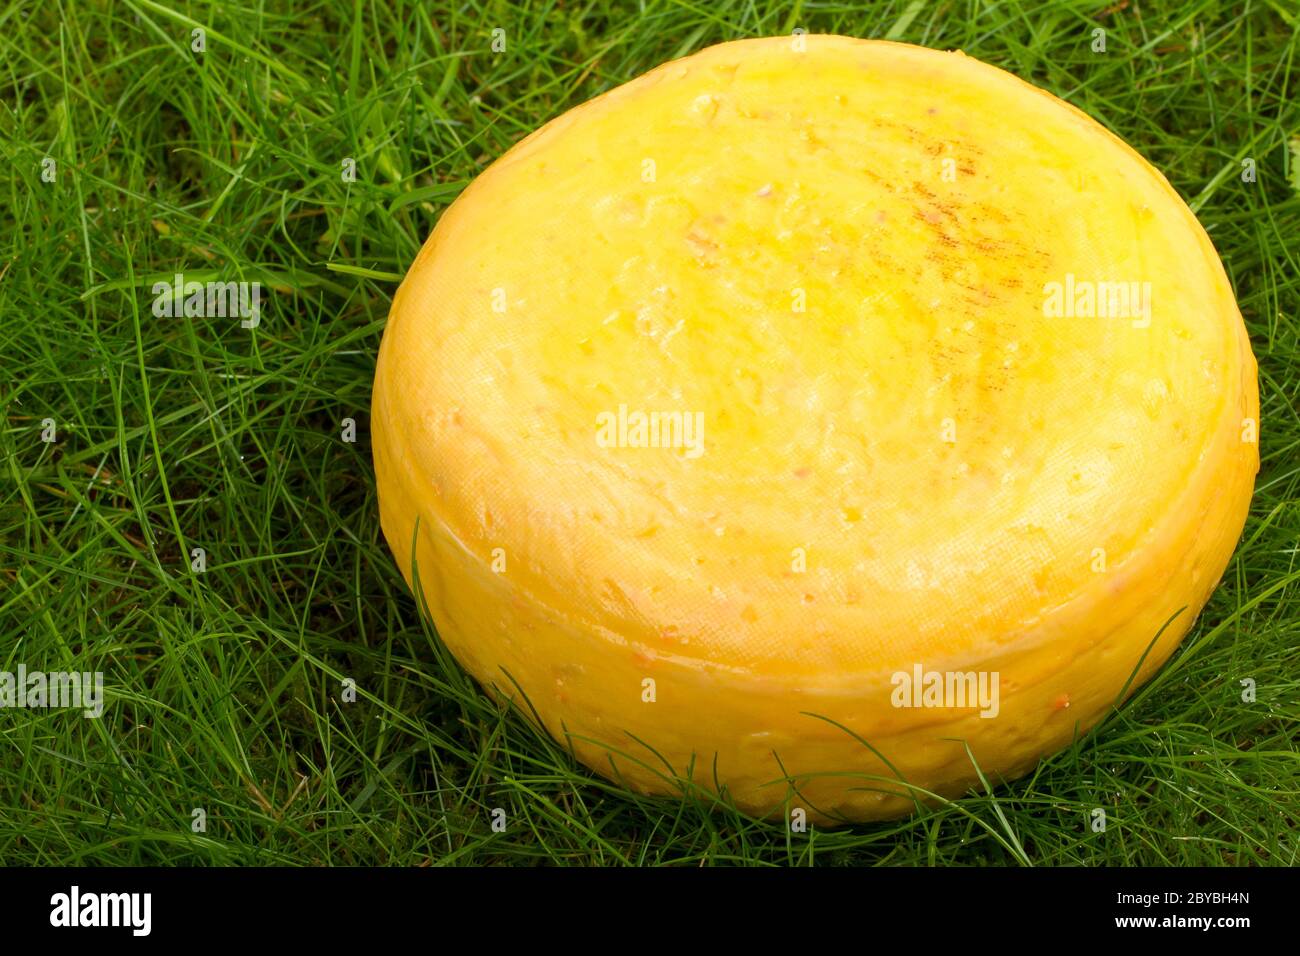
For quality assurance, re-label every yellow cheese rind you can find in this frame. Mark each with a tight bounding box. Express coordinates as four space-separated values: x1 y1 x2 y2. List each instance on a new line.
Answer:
373 36 1259 822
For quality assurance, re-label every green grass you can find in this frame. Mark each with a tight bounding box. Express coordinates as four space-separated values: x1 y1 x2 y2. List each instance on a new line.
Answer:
1 0 1298 866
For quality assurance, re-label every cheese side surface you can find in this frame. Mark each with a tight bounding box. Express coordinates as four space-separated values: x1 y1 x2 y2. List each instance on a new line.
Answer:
372 35 1259 822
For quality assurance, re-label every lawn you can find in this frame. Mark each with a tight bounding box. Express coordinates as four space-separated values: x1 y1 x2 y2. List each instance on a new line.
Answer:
1 0 1297 866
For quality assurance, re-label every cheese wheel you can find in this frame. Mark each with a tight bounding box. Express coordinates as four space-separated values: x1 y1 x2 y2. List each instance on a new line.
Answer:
373 35 1259 822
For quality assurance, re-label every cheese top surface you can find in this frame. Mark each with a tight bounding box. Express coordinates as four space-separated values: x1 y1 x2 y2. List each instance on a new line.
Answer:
377 36 1257 689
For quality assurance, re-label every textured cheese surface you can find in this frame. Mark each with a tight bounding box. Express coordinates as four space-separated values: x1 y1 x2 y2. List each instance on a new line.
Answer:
373 36 1259 821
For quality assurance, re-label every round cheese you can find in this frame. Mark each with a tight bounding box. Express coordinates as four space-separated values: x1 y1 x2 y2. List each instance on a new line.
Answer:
372 35 1259 822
